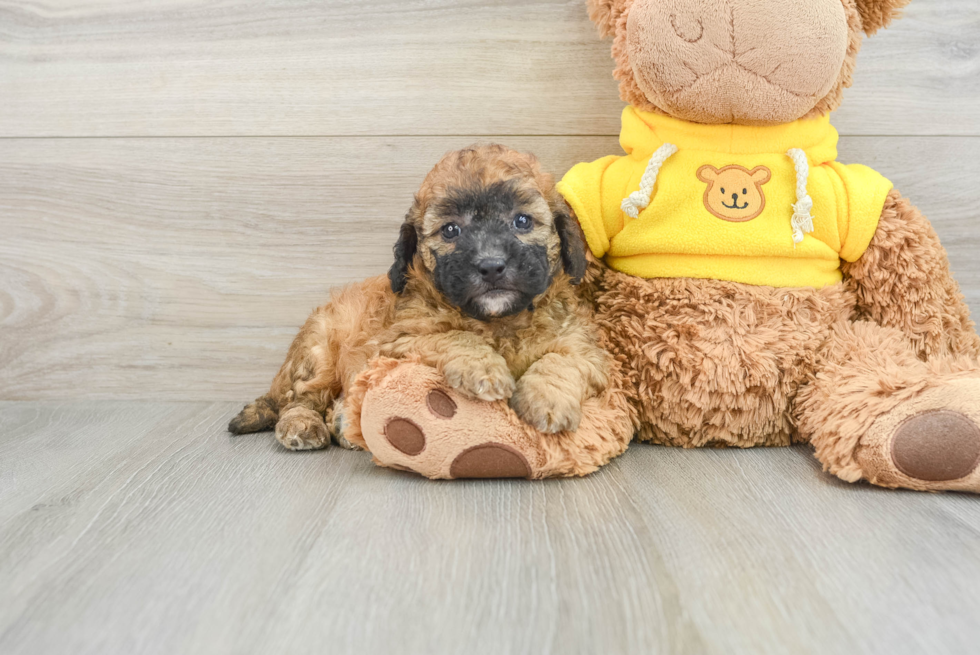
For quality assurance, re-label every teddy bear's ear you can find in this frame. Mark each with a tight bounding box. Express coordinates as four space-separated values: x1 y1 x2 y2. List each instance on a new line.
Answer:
697 165 720 183
749 167 772 184
855 0 912 35
587 0 631 38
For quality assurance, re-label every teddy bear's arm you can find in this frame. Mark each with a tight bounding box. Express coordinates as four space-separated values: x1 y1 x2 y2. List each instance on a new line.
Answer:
842 189 980 360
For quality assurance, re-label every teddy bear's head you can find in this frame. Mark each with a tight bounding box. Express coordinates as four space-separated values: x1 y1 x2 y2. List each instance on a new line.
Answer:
588 0 910 125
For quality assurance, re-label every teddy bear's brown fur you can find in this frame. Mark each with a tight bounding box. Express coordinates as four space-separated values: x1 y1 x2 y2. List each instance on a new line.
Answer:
578 0 980 492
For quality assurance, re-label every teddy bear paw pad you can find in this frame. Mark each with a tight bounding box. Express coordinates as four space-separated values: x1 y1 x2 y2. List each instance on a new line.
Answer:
891 410 980 482
426 389 457 418
450 444 531 479
860 377 980 491
384 417 426 455
358 361 543 479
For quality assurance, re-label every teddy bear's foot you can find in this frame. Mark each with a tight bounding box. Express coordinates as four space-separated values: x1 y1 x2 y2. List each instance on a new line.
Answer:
357 361 544 479
856 378 980 492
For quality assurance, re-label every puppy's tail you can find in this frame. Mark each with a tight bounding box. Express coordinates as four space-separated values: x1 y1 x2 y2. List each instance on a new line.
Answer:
228 394 279 434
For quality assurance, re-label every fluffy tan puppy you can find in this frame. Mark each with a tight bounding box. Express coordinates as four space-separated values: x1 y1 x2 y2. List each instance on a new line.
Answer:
229 144 607 452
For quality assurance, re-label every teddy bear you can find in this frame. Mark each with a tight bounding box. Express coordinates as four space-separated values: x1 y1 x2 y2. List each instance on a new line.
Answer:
550 0 980 492
349 0 980 491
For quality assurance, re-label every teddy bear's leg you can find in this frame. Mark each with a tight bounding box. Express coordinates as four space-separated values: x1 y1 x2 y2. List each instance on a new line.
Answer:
340 358 634 479
843 190 980 361
796 319 980 492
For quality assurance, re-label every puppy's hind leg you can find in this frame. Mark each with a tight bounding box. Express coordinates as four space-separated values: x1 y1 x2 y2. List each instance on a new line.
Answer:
229 394 278 434
325 395 361 450
237 277 389 450
231 391 333 452
266 305 343 451
276 402 331 451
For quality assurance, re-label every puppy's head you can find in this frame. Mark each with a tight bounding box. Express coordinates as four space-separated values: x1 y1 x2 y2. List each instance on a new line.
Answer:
388 145 587 322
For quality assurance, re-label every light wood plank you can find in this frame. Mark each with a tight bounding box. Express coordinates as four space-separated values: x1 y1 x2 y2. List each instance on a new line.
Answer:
0 401 978 654
2 135 979 401
618 443 980 655
0 0 976 137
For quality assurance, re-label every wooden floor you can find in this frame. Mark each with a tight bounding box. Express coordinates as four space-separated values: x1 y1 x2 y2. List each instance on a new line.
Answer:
3 0 980 652
0 401 978 654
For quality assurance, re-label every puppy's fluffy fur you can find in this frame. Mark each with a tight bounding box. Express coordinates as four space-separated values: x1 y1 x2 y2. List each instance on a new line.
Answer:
229 145 609 450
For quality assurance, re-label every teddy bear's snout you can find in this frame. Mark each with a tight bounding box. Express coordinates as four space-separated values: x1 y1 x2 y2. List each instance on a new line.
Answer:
626 0 850 124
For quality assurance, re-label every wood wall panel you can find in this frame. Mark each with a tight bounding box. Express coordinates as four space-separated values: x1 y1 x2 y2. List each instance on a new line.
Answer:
0 0 976 137
2 135 978 400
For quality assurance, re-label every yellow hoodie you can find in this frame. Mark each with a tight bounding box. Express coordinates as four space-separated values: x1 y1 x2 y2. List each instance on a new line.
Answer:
557 107 893 288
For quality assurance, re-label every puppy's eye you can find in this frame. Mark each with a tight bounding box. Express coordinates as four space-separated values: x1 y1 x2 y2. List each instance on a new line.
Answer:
742 188 747 195
512 214 533 231
720 188 726 194
441 223 461 240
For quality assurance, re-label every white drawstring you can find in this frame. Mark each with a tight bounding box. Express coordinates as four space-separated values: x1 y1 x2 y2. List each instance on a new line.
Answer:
786 148 814 245
620 143 678 218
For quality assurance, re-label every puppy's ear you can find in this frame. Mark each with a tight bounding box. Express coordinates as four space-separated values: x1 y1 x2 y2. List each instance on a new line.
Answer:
855 0 911 35
388 219 418 294
553 200 588 285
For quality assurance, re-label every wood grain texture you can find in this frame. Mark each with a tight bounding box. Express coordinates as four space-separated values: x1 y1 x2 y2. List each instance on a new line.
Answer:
0 0 977 137
0 401 978 655
3 135 979 401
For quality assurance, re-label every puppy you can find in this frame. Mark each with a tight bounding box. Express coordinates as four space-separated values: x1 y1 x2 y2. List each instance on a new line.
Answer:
229 144 609 450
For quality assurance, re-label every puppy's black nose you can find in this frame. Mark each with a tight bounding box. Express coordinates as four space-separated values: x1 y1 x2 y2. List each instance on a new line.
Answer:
477 258 507 283
732 193 739 202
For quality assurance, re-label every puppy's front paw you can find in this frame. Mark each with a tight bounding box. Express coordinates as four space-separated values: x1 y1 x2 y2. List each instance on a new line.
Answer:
510 374 582 434
275 406 330 451
442 354 516 402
